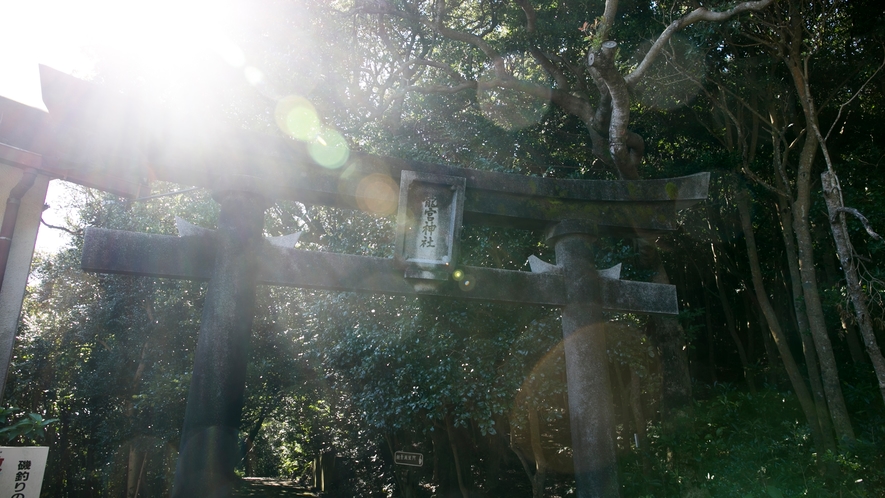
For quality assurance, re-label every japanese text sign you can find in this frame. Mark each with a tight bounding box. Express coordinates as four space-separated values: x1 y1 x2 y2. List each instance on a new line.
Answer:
395 171 466 280
0 447 48 498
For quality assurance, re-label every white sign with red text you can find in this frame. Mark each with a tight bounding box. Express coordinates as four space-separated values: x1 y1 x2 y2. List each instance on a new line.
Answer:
0 447 48 497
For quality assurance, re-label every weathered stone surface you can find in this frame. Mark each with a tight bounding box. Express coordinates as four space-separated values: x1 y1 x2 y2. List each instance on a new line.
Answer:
528 255 561 274
395 171 466 273
83 227 678 314
551 231 619 498
171 191 267 498
598 275 675 314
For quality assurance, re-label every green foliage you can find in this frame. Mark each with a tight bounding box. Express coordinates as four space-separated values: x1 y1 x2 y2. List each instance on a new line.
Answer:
0 407 58 444
579 16 607 50
621 385 885 497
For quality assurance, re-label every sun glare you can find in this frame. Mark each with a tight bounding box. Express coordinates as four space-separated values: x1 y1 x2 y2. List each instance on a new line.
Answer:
83 0 243 79
5 0 353 175
2 0 251 109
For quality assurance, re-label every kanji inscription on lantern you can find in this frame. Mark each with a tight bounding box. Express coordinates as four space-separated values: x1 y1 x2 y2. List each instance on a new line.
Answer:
395 171 466 280
419 195 439 251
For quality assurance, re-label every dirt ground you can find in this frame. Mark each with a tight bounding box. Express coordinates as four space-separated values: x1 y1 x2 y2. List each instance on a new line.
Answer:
232 477 318 497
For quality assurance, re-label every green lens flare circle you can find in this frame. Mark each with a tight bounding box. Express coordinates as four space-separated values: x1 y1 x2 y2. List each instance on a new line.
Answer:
309 128 350 169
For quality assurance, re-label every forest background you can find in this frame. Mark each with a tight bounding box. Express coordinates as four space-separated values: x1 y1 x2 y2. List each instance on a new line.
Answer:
5 0 885 496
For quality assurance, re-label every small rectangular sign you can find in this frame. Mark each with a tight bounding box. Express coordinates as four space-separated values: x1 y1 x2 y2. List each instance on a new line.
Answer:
394 451 424 467
0 447 49 497
395 170 466 279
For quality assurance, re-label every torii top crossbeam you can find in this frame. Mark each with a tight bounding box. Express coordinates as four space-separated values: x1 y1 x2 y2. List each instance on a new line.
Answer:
17 65 707 236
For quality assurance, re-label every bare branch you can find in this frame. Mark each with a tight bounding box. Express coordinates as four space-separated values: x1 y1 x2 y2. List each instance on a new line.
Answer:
407 58 469 83
740 165 782 196
832 207 883 241
41 218 81 236
546 52 591 95
625 0 777 87
662 45 782 145
825 47 885 141
513 0 569 89
408 81 478 94
378 4 509 78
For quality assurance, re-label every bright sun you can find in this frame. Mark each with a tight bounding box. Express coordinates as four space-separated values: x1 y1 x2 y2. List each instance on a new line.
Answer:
1 0 243 108
92 0 244 75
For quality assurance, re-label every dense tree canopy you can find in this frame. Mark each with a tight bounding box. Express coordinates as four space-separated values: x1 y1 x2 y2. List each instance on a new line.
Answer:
5 0 885 496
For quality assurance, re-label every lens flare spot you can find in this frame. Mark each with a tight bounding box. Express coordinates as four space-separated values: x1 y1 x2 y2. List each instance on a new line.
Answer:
309 127 349 169
275 96 321 141
452 269 465 281
458 274 476 291
356 174 398 216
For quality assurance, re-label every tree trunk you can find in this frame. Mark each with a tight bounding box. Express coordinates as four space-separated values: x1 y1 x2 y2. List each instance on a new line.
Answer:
842 318 868 365
710 242 755 392
511 412 548 498
386 434 418 498
736 189 835 459
792 146 855 445
752 295 781 386
629 366 648 478
445 415 470 498
637 238 692 417
127 447 145 498
703 287 718 384
774 192 835 445
242 410 268 477
126 329 151 497
787 56 855 444
821 171 885 408
528 406 547 498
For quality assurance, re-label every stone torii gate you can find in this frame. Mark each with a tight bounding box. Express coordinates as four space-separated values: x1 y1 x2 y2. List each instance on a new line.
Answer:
38 67 708 497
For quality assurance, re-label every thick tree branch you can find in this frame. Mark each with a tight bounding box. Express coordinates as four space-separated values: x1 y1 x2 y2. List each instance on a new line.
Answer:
378 3 509 78
529 47 570 89
600 0 619 42
421 19 508 77
513 0 537 34
590 41 639 179
625 0 777 87
546 52 592 96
